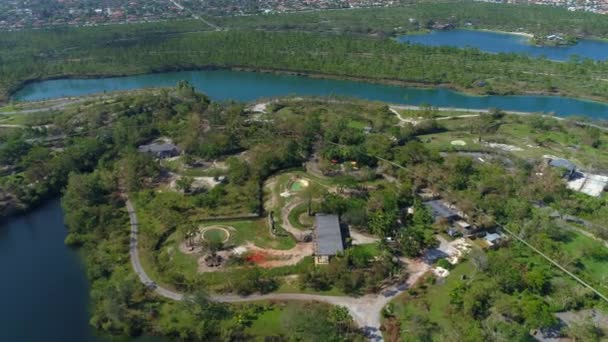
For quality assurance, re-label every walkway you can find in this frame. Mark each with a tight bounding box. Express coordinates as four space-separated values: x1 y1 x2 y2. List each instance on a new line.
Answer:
125 196 429 341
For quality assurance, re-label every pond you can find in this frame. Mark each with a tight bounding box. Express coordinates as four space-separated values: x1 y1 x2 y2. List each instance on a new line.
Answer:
398 29 608 61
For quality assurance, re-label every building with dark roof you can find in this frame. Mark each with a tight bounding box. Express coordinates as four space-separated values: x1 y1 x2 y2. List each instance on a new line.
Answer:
548 158 576 179
138 142 180 159
313 214 344 265
424 200 459 222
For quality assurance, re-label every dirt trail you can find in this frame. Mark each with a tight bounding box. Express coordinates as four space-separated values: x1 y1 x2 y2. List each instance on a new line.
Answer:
243 242 313 268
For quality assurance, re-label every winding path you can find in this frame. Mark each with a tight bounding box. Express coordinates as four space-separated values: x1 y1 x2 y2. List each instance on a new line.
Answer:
125 196 429 341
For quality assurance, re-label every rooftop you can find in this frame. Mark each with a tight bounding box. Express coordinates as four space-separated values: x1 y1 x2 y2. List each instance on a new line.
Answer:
549 158 576 172
424 200 459 220
314 214 344 256
138 142 179 154
485 232 503 243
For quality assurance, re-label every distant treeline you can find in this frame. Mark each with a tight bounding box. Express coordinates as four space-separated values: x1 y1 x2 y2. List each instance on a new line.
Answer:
214 1 608 38
1 27 608 104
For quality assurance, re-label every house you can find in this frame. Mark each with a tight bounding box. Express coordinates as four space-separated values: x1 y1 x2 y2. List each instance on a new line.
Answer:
313 214 344 265
484 232 505 248
138 142 180 159
449 220 479 237
432 23 455 31
548 158 576 179
424 200 459 223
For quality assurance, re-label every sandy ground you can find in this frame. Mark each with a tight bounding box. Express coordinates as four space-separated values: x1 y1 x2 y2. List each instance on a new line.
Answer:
251 102 268 113
486 142 524 152
168 173 222 191
350 228 380 245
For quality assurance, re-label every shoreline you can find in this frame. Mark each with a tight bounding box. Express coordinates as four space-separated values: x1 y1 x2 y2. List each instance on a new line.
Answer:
7 65 608 106
475 28 534 38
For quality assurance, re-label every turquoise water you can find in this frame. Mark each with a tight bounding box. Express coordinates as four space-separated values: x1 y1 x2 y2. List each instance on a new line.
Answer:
12 70 608 119
399 29 608 61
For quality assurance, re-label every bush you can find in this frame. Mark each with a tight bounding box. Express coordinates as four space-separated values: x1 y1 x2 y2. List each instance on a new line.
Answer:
436 258 453 270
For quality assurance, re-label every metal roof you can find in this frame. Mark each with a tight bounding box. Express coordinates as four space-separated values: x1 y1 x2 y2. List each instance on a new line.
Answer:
485 233 502 243
138 142 179 154
314 214 344 256
424 200 458 220
549 158 576 172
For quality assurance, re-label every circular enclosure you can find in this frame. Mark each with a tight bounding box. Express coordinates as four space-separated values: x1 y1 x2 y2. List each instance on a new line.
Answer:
200 226 231 243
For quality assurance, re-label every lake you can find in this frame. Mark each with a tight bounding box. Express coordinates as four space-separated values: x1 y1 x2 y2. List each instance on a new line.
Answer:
398 29 608 61
0 200 99 342
12 70 608 119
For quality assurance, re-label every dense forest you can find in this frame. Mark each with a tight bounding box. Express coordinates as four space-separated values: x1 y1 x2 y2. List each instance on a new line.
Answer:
215 1 608 38
2 28 608 104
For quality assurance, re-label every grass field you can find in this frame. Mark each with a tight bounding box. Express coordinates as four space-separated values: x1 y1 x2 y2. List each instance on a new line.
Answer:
562 232 608 287
244 305 286 339
202 219 296 250
242 301 339 340
389 261 476 333
418 114 608 170
202 227 229 243
347 119 368 130
287 203 313 230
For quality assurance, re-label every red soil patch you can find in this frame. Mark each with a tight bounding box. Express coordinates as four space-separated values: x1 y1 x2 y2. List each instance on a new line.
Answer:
246 251 268 265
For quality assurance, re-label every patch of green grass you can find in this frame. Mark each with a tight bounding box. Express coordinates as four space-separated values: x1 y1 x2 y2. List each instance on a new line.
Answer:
203 228 229 243
242 301 340 339
391 261 476 332
203 219 296 250
245 305 285 338
287 203 313 230
562 232 608 286
0 105 17 113
277 281 346 296
347 120 367 130
351 242 381 257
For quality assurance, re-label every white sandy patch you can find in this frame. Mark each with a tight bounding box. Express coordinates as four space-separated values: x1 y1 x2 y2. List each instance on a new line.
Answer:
232 246 248 255
169 175 222 191
486 142 523 152
251 102 268 113
433 266 450 278
451 140 466 146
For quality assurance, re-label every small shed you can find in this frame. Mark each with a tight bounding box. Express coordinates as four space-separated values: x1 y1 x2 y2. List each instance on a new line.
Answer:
314 214 344 265
484 232 504 248
548 158 576 179
138 142 180 159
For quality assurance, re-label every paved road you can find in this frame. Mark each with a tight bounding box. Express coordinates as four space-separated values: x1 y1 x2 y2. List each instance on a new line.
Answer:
125 196 429 341
126 198 184 300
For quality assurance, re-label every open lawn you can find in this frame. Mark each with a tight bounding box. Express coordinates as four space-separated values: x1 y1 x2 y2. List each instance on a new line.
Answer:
202 219 296 250
202 227 229 243
244 304 286 339
562 232 608 288
418 113 608 171
347 119 368 130
242 301 343 340
389 261 476 334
